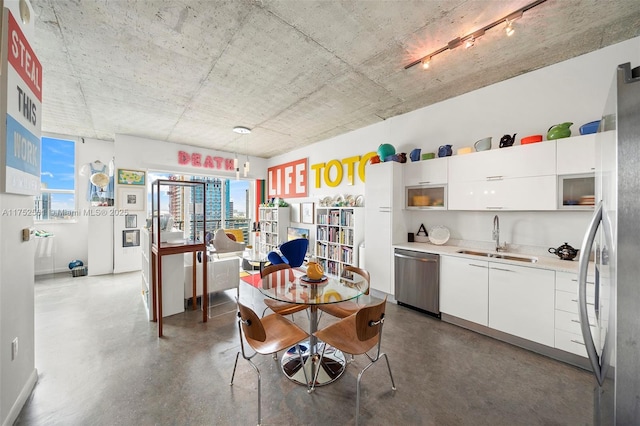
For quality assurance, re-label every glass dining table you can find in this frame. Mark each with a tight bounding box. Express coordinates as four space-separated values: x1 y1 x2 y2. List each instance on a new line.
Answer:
257 267 370 387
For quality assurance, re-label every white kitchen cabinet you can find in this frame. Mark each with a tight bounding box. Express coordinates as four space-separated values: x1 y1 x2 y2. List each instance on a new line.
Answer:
488 263 555 346
403 157 448 186
440 256 489 325
556 134 596 210
448 175 557 211
447 141 557 211
448 141 556 183
556 134 596 175
365 161 404 294
554 271 596 357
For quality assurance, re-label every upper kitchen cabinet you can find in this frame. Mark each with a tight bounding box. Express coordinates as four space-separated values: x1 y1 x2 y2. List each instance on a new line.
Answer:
449 141 556 182
556 134 596 175
556 134 596 210
404 158 448 210
403 157 448 186
448 141 557 211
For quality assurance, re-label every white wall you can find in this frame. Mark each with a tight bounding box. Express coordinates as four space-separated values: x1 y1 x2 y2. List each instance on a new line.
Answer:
1 1 39 423
267 36 640 252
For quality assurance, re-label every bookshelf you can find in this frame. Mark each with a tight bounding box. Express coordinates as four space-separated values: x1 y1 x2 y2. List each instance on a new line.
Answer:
315 206 364 277
258 206 290 256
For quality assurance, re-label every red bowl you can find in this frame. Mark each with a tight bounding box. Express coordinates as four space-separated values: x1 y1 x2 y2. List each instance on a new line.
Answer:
521 135 543 144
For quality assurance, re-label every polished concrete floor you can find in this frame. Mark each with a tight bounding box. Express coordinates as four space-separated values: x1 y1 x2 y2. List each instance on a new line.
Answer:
17 271 595 425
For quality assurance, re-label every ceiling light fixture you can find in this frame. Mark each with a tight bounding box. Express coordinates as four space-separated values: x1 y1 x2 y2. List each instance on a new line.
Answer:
404 0 545 70
505 19 515 36
233 126 251 134
464 36 475 49
244 155 250 177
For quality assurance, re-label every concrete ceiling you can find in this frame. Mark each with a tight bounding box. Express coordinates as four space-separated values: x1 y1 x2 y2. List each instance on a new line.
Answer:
31 0 640 158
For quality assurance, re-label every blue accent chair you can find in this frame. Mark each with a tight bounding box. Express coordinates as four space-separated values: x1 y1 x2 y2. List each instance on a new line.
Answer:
267 238 308 267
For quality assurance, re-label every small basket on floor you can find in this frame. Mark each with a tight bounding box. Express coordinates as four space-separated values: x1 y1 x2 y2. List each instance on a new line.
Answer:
71 266 87 277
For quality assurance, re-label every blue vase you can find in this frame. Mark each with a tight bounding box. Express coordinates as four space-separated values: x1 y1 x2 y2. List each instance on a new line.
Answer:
438 145 452 157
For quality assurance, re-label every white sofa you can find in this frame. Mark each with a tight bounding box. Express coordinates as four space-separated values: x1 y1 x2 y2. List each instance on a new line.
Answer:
183 253 239 299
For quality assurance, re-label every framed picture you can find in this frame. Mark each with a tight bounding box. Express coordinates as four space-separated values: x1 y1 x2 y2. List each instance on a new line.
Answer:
301 202 315 224
122 229 140 247
290 203 301 223
117 169 146 185
118 187 144 211
125 214 137 228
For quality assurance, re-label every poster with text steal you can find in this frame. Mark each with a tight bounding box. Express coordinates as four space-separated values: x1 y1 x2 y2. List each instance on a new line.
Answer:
3 7 42 195
267 158 308 199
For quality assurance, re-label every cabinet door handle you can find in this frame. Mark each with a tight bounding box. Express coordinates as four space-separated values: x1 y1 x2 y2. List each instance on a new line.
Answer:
469 264 488 268
418 181 431 184
571 319 595 327
491 267 514 272
570 339 586 346
486 175 504 181
572 298 595 306
571 279 595 284
486 207 504 210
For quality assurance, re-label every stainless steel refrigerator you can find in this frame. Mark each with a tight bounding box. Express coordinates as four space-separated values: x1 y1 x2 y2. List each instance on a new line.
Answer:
578 62 640 425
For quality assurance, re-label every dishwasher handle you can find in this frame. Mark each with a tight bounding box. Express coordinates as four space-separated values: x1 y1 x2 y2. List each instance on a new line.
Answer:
394 252 439 262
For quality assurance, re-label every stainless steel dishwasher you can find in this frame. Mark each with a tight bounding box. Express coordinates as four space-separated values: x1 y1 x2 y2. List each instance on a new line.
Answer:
394 249 440 317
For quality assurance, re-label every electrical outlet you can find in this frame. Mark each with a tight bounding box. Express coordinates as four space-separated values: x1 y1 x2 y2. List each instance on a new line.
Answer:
12 337 18 361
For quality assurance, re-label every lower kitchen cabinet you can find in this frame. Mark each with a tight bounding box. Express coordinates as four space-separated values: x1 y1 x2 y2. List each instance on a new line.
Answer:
440 256 489 325
488 263 555 346
554 271 596 357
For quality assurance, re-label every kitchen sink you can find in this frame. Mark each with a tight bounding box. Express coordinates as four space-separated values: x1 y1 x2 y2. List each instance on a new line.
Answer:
457 250 538 263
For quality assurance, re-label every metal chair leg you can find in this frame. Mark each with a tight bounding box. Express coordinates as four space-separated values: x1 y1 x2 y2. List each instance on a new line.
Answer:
381 352 397 390
308 344 327 393
230 352 240 385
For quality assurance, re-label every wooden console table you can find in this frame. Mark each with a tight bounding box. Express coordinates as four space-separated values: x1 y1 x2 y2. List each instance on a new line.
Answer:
151 240 207 337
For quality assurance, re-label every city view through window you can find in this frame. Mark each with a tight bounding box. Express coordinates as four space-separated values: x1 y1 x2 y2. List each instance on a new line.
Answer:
34 137 75 221
148 173 251 241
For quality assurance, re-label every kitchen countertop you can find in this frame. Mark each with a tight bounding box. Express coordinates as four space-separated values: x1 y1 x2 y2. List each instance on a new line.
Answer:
393 241 592 275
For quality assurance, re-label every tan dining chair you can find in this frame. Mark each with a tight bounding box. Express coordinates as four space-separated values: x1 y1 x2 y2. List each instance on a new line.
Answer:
230 299 309 426
318 265 371 319
260 263 308 319
311 296 396 425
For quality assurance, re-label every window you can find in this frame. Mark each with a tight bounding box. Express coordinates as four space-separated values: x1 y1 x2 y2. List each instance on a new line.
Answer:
146 172 252 241
35 137 75 221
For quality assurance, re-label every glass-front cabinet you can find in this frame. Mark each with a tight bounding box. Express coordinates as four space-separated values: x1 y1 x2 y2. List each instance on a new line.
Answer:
405 185 447 210
558 173 595 210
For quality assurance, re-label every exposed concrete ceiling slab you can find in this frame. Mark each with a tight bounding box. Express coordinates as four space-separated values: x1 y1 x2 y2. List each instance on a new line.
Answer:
30 0 640 158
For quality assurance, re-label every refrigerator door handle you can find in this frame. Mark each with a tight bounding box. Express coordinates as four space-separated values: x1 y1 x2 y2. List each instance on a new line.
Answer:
578 201 603 386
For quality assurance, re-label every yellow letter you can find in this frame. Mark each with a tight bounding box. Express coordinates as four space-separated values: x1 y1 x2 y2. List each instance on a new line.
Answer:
341 155 359 186
310 163 325 188
324 159 343 187
358 152 377 183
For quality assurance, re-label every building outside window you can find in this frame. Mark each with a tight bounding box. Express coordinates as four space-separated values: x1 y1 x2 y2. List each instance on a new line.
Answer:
35 137 75 221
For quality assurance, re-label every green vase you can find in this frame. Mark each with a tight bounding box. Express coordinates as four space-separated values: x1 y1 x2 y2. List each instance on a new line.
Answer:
547 122 573 140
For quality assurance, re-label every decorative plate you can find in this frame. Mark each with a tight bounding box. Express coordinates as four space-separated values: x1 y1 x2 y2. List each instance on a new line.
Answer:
344 194 355 206
320 196 332 207
333 194 344 206
428 226 450 245
355 195 364 207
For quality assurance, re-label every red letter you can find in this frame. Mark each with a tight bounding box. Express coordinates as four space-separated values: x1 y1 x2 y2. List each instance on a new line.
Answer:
178 151 190 165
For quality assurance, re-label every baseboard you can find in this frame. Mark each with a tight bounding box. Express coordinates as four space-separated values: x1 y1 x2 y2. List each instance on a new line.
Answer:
2 368 38 426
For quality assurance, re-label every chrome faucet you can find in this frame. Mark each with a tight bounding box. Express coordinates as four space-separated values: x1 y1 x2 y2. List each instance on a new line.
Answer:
493 215 507 252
